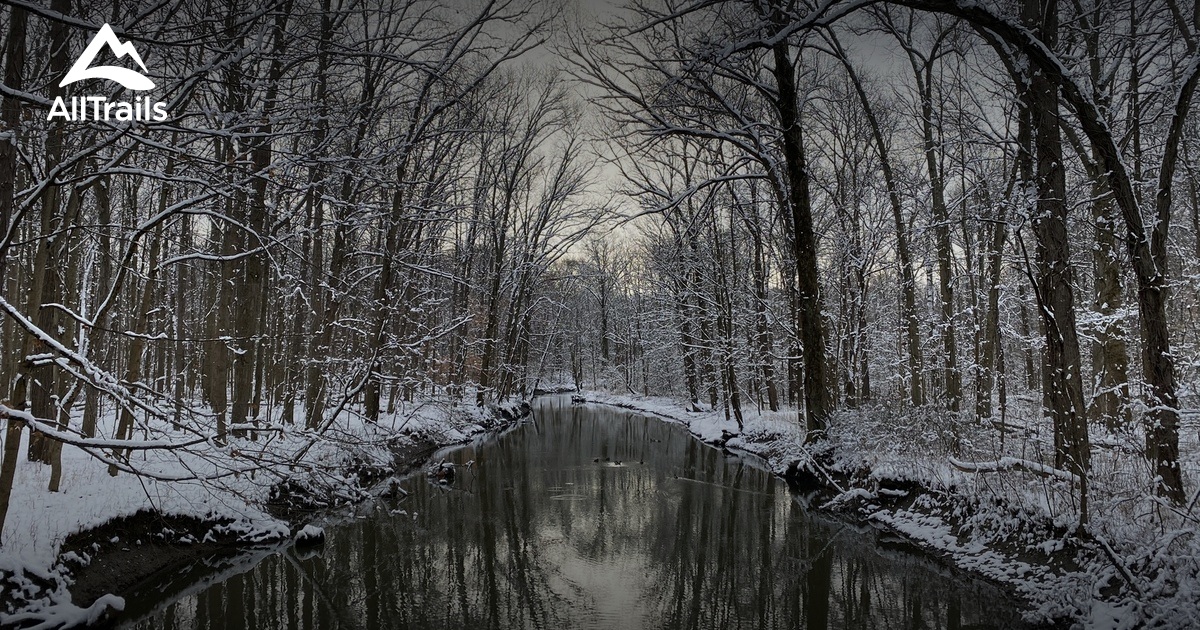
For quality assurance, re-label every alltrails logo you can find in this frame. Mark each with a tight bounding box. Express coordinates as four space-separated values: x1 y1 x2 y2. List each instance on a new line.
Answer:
48 23 169 122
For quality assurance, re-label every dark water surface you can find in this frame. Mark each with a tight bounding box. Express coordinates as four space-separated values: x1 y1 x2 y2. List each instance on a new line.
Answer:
121 398 1028 629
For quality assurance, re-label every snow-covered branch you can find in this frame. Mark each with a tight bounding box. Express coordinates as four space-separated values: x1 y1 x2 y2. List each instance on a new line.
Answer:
949 456 1080 483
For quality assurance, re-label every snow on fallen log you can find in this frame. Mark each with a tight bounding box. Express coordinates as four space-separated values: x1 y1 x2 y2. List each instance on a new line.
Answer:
948 456 1080 483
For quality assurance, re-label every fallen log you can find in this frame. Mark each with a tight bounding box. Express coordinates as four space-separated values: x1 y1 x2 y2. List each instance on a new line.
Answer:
948 456 1079 483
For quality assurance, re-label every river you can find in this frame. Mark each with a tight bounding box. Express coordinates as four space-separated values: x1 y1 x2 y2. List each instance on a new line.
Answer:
118 397 1028 629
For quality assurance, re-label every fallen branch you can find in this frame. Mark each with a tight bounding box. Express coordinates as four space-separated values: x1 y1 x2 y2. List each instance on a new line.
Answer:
949 455 1079 483
0 404 209 451
1093 530 1143 597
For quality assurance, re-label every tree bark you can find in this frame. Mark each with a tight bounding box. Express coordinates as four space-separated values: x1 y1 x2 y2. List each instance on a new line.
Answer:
918 66 962 412
24 0 73 464
831 38 925 407
110 222 165 475
0 8 28 524
0 3 25 291
1022 0 1090 521
772 40 830 435
899 0 1194 506
1089 181 1132 432
231 6 288 438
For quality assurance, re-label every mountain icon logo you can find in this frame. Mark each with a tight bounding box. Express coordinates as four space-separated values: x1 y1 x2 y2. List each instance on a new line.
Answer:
60 23 155 91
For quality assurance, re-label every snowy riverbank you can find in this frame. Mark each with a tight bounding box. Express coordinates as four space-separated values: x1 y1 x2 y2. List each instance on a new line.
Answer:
4 390 1195 628
0 397 529 628
580 391 1200 630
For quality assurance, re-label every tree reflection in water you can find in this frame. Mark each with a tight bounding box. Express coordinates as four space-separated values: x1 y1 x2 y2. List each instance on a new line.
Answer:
125 398 1026 629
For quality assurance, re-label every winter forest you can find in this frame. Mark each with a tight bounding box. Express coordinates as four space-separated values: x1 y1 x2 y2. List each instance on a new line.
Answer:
1 0 1199 627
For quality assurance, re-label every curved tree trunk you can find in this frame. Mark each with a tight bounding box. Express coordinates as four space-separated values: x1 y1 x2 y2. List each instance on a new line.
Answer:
831 37 925 407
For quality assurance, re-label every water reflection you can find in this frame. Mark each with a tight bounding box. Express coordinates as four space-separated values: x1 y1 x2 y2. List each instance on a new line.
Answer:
122 398 1026 629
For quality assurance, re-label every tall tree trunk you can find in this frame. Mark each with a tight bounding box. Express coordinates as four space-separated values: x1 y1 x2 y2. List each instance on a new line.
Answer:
476 237 506 405
1187 148 1199 261
1024 0 1090 521
977 176 1011 421
304 69 373 429
1136 8 1194 503
750 214 779 411
24 0 73 464
304 189 351 429
45 160 92 489
772 39 830 435
365 188 417 420
1089 182 1132 431
0 3 25 294
832 40 924 406
232 6 288 438
713 214 743 428
283 4 332 425
208 176 237 443
110 222 165 475
0 5 29 535
919 67 962 412
82 176 113 438
1069 0 1131 433
675 232 702 408
731 181 779 411
173 210 190 426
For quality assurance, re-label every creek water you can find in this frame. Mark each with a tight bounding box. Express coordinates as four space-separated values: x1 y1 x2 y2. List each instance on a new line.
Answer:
119 397 1028 629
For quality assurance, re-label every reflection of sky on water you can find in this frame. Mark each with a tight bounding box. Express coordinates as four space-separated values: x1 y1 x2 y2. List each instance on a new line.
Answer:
123 397 1026 629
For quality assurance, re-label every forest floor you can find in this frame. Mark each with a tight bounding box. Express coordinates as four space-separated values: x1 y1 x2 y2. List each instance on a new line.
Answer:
582 390 1200 630
0 396 528 628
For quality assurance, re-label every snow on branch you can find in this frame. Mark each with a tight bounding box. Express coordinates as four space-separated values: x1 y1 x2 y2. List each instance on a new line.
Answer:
948 456 1080 483
0 405 210 451
0 295 170 421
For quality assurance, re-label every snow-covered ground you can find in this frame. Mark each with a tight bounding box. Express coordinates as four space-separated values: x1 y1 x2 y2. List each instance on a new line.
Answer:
0 395 524 628
581 391 1200 629
4 388 1196 628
